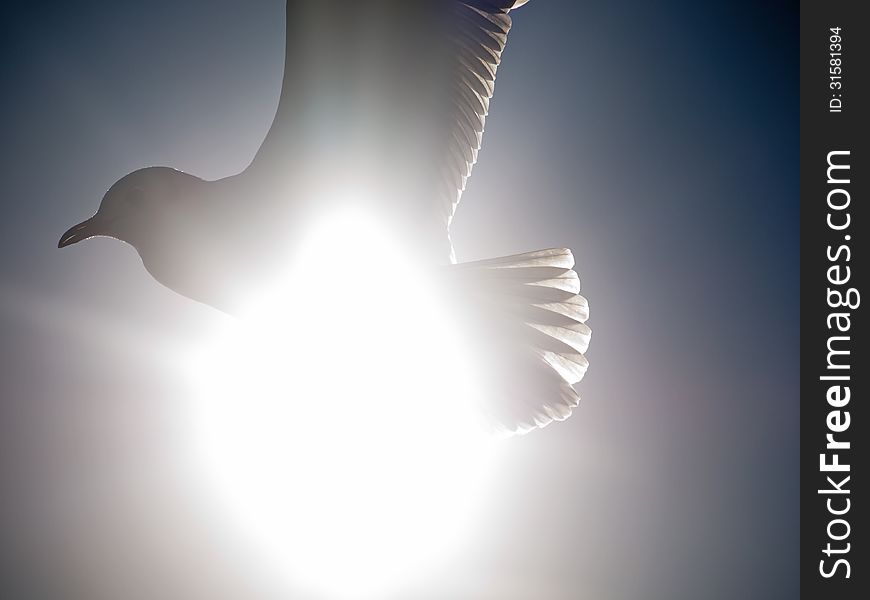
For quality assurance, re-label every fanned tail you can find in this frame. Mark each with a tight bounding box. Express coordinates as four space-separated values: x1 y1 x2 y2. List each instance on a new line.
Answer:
446 248 590 435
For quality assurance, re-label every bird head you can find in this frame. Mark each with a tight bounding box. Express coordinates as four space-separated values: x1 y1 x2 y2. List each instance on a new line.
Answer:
58 167 200 250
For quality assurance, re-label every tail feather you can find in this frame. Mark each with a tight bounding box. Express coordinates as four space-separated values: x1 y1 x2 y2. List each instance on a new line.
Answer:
454 247 574 270
446 247 590 435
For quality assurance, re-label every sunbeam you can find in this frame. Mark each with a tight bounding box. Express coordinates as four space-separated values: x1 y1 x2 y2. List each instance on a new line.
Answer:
188 211 499 598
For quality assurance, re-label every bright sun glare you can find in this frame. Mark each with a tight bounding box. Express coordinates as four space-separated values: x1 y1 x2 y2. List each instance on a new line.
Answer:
188 210 498 598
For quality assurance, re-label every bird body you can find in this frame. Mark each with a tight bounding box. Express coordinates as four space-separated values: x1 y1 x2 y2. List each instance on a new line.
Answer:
60 0 590 434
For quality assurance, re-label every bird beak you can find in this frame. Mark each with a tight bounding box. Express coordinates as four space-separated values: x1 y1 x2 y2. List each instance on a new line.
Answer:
58 215 103 248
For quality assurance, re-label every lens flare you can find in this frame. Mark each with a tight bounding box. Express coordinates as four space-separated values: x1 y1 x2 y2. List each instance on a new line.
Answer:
188 210 498 598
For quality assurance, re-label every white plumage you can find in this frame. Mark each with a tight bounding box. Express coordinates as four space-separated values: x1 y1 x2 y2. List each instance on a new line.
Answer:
59 0 590 435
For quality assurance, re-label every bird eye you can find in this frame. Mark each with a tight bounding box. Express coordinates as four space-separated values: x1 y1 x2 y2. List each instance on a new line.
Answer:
125 188 146 206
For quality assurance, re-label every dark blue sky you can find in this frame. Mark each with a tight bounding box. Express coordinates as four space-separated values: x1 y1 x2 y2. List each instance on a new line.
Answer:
1 1 797 598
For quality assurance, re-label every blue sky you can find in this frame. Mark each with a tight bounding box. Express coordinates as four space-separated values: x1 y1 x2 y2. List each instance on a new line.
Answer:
1 1 797 598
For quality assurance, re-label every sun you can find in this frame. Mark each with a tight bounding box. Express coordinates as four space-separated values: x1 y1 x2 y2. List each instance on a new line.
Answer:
186 210 499 598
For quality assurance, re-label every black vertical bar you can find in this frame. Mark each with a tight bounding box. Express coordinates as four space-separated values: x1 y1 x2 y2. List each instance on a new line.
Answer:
801 1 867 598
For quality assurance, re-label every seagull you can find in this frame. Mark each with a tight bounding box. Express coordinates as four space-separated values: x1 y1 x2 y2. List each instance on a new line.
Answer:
59 0 590 435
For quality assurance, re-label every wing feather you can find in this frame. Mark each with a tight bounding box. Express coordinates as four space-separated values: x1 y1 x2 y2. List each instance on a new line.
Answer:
436 0 523 227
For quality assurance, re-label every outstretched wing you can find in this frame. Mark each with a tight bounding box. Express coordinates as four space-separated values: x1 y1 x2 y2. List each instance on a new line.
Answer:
434 0 530 229
248 1 533 258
